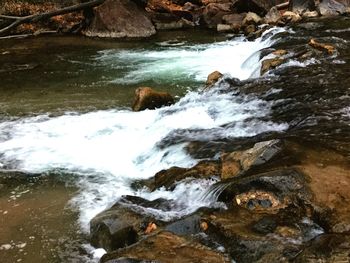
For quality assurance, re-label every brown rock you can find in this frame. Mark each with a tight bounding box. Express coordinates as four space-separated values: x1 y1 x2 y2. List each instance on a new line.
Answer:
205 70 223 88
100 231 230 263
272 49 288 56
221 140 283 180
264 6 282 24
308 38 336 55
132 87 175 111
289 0 316 15
244 24 256 35
261 57 285 75
242 12 262 26
318 0 348 16
152 160 220 190
302 10 319 17
281 10 302 23
201 3 232 28
217 23 233 32
83 0 156 38
222 13 245 30
146 0 192 20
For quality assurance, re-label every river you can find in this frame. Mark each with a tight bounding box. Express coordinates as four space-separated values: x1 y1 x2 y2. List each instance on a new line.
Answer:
0 17 349 262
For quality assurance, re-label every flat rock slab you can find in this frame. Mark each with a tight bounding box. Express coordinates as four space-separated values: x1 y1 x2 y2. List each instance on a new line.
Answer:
100 231 230 263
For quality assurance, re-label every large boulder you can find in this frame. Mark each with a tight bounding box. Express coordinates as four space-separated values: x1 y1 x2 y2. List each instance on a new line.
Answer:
289 0 316 15
232 0 286 16
100 231 230 263
201 3 233 28
83 0 156 38
317 0 348 16
264 6 282 24
132 87 175 111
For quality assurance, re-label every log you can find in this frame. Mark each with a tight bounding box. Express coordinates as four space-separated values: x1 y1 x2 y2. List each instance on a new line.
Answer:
0 0 106 36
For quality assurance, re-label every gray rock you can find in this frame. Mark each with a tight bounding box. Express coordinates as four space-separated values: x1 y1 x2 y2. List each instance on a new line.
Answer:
83 0 156 38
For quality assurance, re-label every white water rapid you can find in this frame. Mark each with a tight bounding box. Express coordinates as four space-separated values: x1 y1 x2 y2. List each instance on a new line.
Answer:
0 28 288 235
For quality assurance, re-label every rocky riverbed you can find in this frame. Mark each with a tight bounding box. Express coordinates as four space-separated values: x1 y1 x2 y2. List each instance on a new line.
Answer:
0 2 350 262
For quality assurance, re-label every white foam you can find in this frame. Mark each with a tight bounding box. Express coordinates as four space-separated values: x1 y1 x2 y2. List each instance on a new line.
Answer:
0 27 289 233
95 27 285 84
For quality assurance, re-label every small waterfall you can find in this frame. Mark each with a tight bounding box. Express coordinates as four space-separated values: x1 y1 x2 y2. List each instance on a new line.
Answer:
0 27 288 232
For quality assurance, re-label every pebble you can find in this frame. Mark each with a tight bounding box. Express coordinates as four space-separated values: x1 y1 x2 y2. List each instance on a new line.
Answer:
0 244 12 250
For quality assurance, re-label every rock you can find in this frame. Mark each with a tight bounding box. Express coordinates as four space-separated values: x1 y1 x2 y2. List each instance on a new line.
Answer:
222 13 245 31
100 231 230 263
217 23 233 32
83 0 156 38
281 11 302 23
155 18 195 30
165 214 202 235
232 0 286 16
242 12 262 26
294 234 350 262
146 0 193 20
318 0 348 16
264 6 281 24
235 190 285 211
272 49 288 56
205 70 223 89
244 24 256 35
151 160 220 190
220 140 283 179
132 87 175 111
308 38 336 55
90 204 141 252
201 3 232 28
302 10 319 17
289 0 316 15
261 57 285 75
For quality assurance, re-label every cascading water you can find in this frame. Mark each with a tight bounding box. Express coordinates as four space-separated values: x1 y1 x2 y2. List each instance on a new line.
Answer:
0 28 288 239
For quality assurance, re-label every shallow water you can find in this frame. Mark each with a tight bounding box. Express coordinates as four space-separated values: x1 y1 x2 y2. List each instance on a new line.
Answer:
0 17 349 262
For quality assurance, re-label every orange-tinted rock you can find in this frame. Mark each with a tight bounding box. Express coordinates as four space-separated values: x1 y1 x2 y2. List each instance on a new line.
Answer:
308 38 336 55
205 70 223 88
132 87 175 111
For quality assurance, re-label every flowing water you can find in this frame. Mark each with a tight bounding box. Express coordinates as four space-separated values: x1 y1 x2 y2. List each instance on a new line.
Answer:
0 17 349 262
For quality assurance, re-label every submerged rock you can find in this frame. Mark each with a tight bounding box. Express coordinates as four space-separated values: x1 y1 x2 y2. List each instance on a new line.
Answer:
83 0 156 38
100 231 230 263
132 87 175 111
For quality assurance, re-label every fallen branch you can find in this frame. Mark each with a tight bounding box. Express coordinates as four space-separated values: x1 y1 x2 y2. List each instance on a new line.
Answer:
0 0 105 36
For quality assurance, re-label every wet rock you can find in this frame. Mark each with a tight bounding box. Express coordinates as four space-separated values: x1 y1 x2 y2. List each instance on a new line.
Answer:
90 204 141 252
308 38 336 55
218 168 311 205
318 0 348 16
205 70 223 89
242 12 262 26
281 11 302 23
289 0 316 15
151 160 220 190
272 49 288 56
132 87 175 111
220 140 283 179
83 0 156 38
165 214 202 235
201 3 232 28
100 231 230 263
261 57 285 75
264 6 281 24
294 234 350 262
